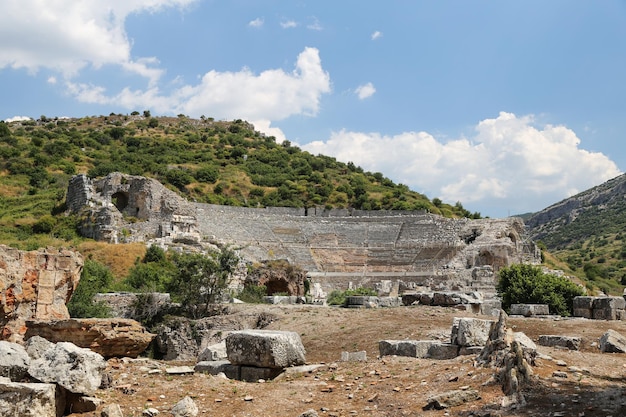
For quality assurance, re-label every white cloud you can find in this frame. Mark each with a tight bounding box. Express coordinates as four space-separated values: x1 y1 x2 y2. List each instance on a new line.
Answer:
0 0 195 82
65 47 331 134
5 116 32 123
280 20 298 29
307 17 323 31
371 31 383 40
355 82 376 99
302 112 622 216
248 17 264 28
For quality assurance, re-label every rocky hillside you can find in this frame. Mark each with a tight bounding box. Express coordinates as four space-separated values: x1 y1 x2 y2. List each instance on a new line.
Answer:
526 173 626 294
0 114 479 251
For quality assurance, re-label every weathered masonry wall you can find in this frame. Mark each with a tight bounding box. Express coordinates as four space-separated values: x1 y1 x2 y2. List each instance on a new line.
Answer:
195 204 540 296
67 173 541 296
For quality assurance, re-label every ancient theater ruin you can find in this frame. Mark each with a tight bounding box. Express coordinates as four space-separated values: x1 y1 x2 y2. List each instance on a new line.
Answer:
66 173 541 298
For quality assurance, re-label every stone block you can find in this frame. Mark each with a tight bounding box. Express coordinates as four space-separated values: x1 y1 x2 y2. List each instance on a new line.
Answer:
573 308 592 319
198 341 227 362
593 307 617 321
226 330 306 369
424 389 480 410
426 343 459 360
379 340 420 357
194 361 240 380
27 342 106 396
0 380 59 417
0 341 30 381
510 304 550 316
480 299 502 316
599 329 626 353
433 292 459 306
451 318 494 347
377 297 402 307
401 293 421 306
341 351 367 362
345 296 379 308
538 335 581 351
239 366 283 382
573 296 595 310
593 297 626 320
594 296 626 310
513 332 537 354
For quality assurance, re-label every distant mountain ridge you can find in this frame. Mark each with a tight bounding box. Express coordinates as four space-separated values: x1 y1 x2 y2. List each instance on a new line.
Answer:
526 173 626 250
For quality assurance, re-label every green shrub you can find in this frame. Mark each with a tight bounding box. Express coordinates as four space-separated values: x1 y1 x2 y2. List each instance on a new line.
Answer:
67 259 113 318
497 264 584 316
326 287 377 306
236 284 267 303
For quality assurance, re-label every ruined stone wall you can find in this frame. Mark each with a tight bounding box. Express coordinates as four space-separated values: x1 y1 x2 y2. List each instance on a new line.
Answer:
68 173 201 245
0 245 83 342
66 174 541 296
195 204 539 296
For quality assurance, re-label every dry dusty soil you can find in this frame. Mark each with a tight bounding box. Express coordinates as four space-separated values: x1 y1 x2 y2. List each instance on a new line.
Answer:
72 304 626 417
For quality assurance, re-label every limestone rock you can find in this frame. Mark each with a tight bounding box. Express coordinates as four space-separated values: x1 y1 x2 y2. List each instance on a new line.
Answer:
198 340 227 362
451 317 494 347
599 329 626 353
28 342 106 395
379 340 458 359
194 360 239 379
423 389 480 410
0 380 59 417
25 318 155 358
0 341 30 381
0 245 83 343
154 318 199 361
171 396 198 417
513 332 537 356
25 335 54 360
510 304 550 316
538 335 581 351
101 403 124 417
226 330 306 369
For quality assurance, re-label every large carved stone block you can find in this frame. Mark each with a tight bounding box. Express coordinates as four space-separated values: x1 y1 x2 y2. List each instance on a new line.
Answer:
0 378 60 417
226 330 306 369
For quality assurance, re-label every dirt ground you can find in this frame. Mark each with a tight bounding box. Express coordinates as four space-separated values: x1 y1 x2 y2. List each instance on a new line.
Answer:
72 304 626 417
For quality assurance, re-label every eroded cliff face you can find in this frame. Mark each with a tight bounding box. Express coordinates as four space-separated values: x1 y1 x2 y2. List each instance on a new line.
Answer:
0 245 83 342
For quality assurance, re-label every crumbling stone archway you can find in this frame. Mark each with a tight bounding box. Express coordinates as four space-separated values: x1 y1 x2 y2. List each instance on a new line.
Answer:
111 191 129 212
477 249 495 267
264 278 291 295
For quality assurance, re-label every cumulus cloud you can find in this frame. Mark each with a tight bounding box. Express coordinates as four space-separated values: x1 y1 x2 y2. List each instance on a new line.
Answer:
65 47 331 133
248 17 264 28
0 0 195 82
371 31 383 40
280 20 298 29
4 116 32 123
302 112 622 216
355 82 376 99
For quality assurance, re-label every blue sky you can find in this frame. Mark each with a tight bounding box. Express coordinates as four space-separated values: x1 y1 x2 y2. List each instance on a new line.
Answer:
1 1 625 218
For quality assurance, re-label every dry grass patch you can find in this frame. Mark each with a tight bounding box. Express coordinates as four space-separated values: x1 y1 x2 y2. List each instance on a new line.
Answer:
77 241 146 280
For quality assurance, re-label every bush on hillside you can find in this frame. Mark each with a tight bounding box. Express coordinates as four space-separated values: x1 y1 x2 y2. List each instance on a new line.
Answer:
326 287 378 306
67 259 113 318
497 264 584 317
